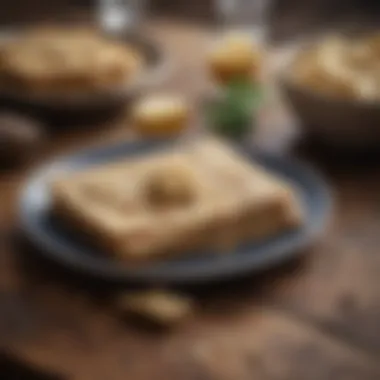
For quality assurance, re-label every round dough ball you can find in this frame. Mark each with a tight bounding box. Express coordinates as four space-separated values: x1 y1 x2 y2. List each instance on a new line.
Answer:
144 165 196 208
132 95 189 138
208 33 261 84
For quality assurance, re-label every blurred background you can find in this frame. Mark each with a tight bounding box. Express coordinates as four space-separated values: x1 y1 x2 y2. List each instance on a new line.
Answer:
0 0 380 40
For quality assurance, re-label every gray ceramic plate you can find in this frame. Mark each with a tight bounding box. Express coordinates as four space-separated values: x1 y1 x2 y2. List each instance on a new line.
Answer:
19 140 332 284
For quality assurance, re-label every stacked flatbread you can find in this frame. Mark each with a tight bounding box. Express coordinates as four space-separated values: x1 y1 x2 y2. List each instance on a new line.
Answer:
52 139 303 261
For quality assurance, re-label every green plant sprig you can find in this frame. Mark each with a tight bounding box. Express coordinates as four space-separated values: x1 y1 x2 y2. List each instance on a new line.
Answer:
206 79 263 140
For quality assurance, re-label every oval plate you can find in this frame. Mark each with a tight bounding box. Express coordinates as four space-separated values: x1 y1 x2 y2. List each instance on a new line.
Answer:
19 140 332 284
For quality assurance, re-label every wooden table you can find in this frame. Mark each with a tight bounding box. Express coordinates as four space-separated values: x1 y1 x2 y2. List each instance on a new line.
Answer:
2 20 380 380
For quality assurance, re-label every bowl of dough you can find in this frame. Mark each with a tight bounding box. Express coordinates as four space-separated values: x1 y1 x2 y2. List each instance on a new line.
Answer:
280 32 380 147
0 26 169 112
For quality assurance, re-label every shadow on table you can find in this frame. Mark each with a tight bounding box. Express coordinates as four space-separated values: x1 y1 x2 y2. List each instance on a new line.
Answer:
0 351 65 380
9 229 312 315
294 133 380 181
0 96 126 130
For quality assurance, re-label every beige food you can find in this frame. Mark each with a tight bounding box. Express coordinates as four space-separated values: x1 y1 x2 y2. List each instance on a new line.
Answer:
208 32 262 84
0 27 143 93
291 33 380 100
143 164 197 208
132 95 189 138
116 290 194 325
51 138 303 261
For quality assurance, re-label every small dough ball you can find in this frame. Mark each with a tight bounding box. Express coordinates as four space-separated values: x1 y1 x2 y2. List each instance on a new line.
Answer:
116 290 194 326
0 113 44 167
144 164 196 208
208 32 261 83
132 95 189 138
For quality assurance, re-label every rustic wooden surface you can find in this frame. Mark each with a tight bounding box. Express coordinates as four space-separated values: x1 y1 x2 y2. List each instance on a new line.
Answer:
3 18 380 380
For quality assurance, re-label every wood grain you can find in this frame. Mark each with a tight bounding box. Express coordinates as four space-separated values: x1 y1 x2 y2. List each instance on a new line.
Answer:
2 17 380 380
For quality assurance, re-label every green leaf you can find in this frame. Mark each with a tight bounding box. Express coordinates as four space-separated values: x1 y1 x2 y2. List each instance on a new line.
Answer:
227 80 263 106
205 80 264 141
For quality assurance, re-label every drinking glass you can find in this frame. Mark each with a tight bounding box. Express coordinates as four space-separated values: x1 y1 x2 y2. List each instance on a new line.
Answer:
214 0 273 43
97 0 147 34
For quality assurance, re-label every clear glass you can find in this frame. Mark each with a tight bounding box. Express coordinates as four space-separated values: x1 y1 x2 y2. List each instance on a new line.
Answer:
214 0 272 43
97 0 146 34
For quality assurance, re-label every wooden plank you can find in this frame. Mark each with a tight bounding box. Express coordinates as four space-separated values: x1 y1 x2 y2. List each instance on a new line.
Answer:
267 156 380 356
8 307 380 380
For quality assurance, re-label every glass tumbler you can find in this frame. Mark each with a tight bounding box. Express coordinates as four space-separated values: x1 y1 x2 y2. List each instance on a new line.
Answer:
97 0 147 34
214 0 273 43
